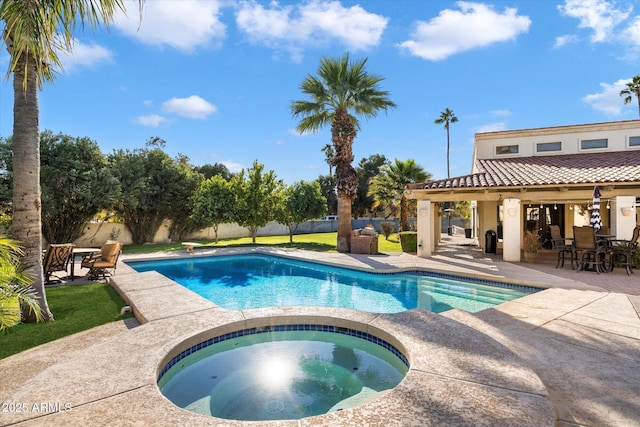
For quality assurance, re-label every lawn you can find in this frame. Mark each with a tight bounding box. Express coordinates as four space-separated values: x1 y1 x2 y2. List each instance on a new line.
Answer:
1 232 404 359
123 231 403 254
0 283 134 359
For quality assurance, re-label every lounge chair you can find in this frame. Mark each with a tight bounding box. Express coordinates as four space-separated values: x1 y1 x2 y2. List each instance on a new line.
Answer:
572 226 610 274
43 243 74 284
549 225 575 269
608 226 639 275
81 241 122 280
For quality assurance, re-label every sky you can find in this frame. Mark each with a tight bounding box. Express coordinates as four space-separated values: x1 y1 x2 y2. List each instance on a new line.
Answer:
1 0 640 184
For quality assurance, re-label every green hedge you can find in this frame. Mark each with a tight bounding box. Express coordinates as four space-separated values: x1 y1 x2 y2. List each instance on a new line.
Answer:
399 231 417 253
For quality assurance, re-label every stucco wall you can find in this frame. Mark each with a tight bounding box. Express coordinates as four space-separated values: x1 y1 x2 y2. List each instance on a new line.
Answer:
71 219 357 247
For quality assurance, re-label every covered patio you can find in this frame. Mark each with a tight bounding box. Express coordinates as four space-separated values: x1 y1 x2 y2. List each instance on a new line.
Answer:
407 147 640 263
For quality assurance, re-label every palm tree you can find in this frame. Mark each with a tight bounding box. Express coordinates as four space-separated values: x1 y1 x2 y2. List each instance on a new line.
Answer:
1 0 143 321
435 108 458 178
291 54 396 252
620 74 640 118
321 144 335 175
0 236 41 331
369 159 431 232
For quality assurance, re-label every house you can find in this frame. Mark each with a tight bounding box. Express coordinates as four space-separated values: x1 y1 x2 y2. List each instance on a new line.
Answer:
407 120 640 262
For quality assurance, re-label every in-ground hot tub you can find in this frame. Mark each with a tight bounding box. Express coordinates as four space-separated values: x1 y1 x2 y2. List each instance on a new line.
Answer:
157 322 409 421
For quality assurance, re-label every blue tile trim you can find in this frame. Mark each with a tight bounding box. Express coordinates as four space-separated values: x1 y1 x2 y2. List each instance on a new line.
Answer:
158 324 409 382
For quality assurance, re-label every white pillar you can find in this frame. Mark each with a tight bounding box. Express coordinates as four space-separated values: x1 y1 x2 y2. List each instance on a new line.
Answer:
611 196 636 240
502 198 521 262
417 200 432 257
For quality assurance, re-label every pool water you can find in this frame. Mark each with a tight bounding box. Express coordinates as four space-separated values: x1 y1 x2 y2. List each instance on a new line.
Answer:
128 254 537 313
158 327 408 421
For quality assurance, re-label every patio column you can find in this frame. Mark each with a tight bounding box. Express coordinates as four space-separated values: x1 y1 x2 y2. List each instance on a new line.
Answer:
417 200 432 257
502 198 521 262
611 196 637 240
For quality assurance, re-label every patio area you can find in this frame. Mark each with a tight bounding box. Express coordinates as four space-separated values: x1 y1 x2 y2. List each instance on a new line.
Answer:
1 241 639 426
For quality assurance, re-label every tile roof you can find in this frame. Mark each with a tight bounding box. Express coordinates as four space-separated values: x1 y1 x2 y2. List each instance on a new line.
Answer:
408 150 640 190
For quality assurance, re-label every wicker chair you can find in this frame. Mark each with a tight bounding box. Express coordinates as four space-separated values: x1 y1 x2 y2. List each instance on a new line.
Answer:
350 228 378 254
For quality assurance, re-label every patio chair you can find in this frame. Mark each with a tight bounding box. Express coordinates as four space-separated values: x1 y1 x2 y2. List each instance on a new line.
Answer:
549 225 575 269
608 226 640 275
81 241 122 280
43 243 74 284
572 226 610 274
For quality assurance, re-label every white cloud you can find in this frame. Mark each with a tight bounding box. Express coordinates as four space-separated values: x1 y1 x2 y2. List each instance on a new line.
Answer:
114 0 226 52
582 78 631 115
558 0 631 43
397 2 531 61
621 15 640 47
554 34 581 48
59 40 114 72
235 0 388 61
220 160 245 173
162 96 217 119
490 109 512 117
136 114 167 127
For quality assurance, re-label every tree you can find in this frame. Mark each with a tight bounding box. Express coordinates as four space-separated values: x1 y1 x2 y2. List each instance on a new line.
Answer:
620 74 640 118
369 159 431 231
190 175 237 243
435 108 458 178
109 143 192 244
321 144 335 175
316 174 337 216
39 131 120 243
194 163 233 180
166 160 203 242
291 54 396 252
353 154 387 218
1 0 143 321
278 181 327 242
231 161 284 243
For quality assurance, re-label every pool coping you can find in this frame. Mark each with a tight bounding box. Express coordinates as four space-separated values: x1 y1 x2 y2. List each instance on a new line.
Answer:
3 247 640 426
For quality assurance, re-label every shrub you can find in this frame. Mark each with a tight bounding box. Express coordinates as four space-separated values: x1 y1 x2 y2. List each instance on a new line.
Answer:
399 231 417 253
380 222 396 240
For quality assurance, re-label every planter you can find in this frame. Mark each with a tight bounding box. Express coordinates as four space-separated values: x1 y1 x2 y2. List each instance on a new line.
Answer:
523 252 538 263
464 228 472 238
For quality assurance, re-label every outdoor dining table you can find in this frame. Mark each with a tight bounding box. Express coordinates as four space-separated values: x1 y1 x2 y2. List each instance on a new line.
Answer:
69 247 101 280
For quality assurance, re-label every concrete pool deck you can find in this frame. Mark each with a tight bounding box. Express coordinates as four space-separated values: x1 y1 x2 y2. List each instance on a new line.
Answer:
1 243 639 426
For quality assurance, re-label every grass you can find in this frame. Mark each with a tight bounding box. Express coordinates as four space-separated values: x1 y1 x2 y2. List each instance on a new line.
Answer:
1 232 403 359
123 232 403 254
0 283 134 359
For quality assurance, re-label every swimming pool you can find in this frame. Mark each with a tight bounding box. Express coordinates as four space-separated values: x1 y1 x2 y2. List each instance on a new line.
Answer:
128 254 538 313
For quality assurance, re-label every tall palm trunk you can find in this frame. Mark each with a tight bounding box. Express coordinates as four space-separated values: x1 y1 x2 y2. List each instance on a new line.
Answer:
446 125 450 178
332 108 357 252
12 54 52 320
